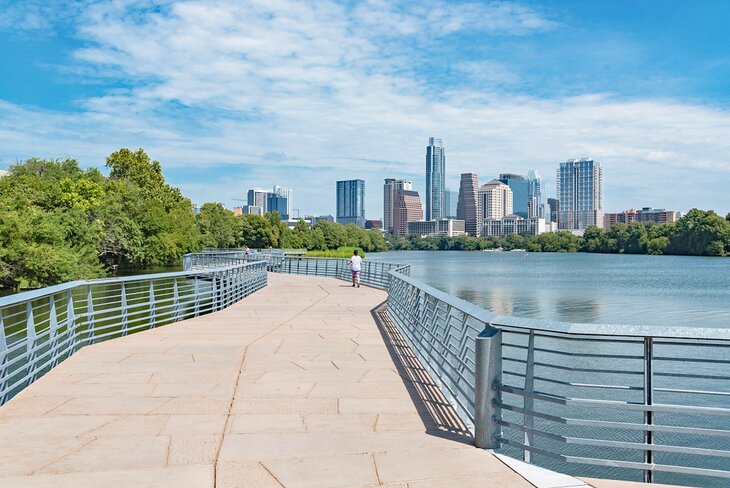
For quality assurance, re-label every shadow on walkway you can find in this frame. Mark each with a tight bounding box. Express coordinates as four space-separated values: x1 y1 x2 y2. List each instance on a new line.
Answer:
371 301 474 446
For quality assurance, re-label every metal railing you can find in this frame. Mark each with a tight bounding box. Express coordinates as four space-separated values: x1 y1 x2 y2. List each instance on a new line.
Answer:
184 250 285 271
385 267 730 486
276 256 410 290
0 260 267 405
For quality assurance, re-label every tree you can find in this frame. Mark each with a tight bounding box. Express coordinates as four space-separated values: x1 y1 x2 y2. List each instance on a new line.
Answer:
197 203 242 249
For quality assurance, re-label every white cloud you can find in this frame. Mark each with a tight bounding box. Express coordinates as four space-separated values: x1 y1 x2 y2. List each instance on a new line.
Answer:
0 0 729 216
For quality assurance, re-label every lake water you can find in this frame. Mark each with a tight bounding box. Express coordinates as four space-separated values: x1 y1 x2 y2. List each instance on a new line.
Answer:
367 251 730 328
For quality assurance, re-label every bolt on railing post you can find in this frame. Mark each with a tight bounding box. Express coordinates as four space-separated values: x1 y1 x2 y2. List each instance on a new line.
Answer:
474 325 502 449
644 337 654 483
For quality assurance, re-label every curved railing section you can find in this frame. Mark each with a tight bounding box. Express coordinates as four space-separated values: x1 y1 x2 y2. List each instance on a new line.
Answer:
386 268 730 486
0 259 268 405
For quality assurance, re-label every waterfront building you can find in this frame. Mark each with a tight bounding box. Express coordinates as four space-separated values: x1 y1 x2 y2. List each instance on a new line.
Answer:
483 215 546 237
604 207 677 229
266 193 289 219
478 179 513 221
498 173 528 218
526 169 544 219
273 185 294 219
247 188 269 211
457 173 480 236
557 158 604 231
232 207 243 216
444 188 458 219
393 189 423 236
425 137 445 220
636 207 677 224
407 219 465 237
336 179 366 227
383 178 412 234
365 219 383 230
547 198 559 224
243 205 264 216
192 203 201 215
0 170 8 178
306 214 334 225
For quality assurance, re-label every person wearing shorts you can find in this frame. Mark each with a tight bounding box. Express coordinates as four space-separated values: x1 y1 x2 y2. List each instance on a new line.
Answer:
348 249 362 288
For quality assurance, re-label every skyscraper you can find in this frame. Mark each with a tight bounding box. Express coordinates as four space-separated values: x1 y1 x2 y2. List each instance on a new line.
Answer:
336 179 365 227
383 178 412 234
479 179 513 221
247 188 269 211
457 173 480 236
425 137 445 220
266 193 288 219
547 198 559 224
273 185 293 218
526 169 544 219
557 158 604 231
444 188 458 219
498 173 528 218
393 190 423 236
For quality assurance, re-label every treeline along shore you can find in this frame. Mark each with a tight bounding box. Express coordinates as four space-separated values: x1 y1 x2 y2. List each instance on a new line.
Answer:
1 149 728 291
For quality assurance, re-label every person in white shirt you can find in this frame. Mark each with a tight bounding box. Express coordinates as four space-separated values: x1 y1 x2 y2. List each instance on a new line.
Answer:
348 249 363 288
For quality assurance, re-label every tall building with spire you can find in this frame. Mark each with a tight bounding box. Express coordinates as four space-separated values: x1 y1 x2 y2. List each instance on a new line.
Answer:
425 137 445 220
526 169 544 219
557 158 603 231
457 173 480 236
383 178 412 234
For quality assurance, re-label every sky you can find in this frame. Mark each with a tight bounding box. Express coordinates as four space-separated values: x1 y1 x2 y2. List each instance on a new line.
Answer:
1 0 729 217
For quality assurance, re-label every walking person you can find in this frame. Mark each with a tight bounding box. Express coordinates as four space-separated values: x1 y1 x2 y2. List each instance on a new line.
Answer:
348 249 362 288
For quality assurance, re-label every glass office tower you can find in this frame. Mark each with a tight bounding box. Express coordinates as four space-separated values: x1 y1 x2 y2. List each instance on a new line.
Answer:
336 179 366 227
425 137 445 220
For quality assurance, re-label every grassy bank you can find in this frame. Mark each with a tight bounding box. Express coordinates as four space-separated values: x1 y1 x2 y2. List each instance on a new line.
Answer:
305 247 366 258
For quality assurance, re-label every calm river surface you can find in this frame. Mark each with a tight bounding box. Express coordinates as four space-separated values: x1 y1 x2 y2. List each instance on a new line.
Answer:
367 251 730 328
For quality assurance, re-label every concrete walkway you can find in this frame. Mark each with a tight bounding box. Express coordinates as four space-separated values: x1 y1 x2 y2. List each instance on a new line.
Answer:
0 274 676 487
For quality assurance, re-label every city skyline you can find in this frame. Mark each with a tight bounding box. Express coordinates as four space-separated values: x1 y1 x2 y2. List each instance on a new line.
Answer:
1 1 729 216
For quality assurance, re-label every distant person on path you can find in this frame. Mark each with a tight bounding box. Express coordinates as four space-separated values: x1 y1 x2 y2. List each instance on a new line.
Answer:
348 249 362 288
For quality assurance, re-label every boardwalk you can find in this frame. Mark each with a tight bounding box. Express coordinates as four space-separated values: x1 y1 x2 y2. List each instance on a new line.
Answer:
0 274 670 487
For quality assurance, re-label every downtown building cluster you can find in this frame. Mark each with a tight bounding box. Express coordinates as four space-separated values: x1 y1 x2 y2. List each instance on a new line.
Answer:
239 141 677 237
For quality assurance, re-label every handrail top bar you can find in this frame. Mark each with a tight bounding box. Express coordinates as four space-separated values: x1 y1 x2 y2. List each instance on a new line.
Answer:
388 268 730 341
0 260 268 308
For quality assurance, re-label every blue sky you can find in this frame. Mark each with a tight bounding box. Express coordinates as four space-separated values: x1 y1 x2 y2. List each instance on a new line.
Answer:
1 0 729 217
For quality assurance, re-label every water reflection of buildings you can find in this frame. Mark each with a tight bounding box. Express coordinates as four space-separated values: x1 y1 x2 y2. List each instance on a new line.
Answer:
455 287 545 318
554 297 602 323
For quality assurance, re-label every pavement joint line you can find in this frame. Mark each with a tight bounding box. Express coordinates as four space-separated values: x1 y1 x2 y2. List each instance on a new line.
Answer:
212 282 332 481
29 435 97 476
258 461 287 488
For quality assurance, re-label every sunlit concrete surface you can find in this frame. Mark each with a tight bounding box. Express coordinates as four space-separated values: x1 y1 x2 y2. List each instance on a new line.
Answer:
0 274 677 487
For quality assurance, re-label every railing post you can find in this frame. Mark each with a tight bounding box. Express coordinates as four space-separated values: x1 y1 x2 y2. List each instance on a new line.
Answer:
523 330 536 463
86 285 95 344
172 278 180 322
149 281 156 327
644 337 654 483
120 282 128 336
475 326 502 449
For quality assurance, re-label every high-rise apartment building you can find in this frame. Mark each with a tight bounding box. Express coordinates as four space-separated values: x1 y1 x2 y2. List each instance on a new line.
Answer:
498 173 528 218
273 185 293 218
247 188 269 212
457 173 480 236
336 179 366 227
444 188 458 219
526 170 544 219
425 137 445 220
393 190 423 236
557 158 604 231
479 179 513 221
266 193 289 220
547 198 559 224
383 178 412 234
